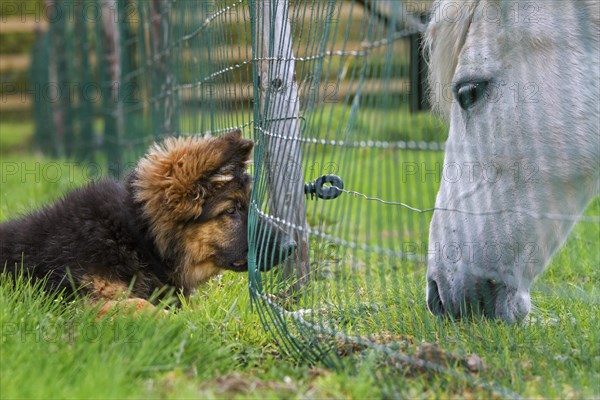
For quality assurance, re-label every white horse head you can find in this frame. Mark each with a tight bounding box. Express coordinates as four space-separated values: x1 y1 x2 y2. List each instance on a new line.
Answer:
425 0 599 322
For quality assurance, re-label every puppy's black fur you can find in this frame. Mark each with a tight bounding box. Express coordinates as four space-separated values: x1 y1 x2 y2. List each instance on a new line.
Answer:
0 131 293 308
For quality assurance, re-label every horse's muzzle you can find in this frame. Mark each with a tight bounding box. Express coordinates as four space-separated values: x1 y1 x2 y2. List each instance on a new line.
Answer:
426 275 530 323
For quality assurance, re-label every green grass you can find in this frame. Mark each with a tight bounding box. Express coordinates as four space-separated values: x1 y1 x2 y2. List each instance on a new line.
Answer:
0 120 34 154
1 120 599 399
1 272 382 399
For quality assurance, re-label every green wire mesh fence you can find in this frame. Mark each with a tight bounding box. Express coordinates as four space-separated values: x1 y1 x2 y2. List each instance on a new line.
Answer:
30 0 253 173
29 0 598 397
245 1 479 395
23 0 502 395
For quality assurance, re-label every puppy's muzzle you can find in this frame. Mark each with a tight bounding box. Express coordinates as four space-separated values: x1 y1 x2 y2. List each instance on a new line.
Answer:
255 216 297 272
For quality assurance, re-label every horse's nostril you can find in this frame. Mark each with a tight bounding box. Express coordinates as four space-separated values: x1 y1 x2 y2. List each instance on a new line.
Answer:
458 278 499 319
427 279 445 316
479 279 498 319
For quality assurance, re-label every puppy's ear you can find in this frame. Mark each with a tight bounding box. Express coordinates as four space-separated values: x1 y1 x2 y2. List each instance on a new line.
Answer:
224 129 254 162
131 130 253 224
209 129 254 182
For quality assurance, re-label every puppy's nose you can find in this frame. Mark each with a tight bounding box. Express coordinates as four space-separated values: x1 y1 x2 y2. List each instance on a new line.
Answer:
281 239 297 260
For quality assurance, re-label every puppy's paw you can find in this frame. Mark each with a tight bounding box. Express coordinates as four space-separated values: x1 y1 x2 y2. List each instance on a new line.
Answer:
95 298 168 319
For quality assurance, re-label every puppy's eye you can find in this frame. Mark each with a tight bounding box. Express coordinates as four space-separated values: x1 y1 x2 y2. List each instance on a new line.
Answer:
225 207 236 215
455 80 489 110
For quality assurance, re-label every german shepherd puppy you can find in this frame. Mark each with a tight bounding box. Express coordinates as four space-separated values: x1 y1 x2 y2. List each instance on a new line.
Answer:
0 130 294 313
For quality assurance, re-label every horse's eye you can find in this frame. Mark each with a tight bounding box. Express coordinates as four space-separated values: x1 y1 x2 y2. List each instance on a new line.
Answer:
455 81 489 110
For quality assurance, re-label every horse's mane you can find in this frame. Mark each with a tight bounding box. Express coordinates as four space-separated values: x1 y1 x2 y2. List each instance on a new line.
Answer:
424 0 478 118
424 0 599 119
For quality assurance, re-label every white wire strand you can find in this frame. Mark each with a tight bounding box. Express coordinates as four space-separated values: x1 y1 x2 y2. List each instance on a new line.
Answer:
338 188 600 223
